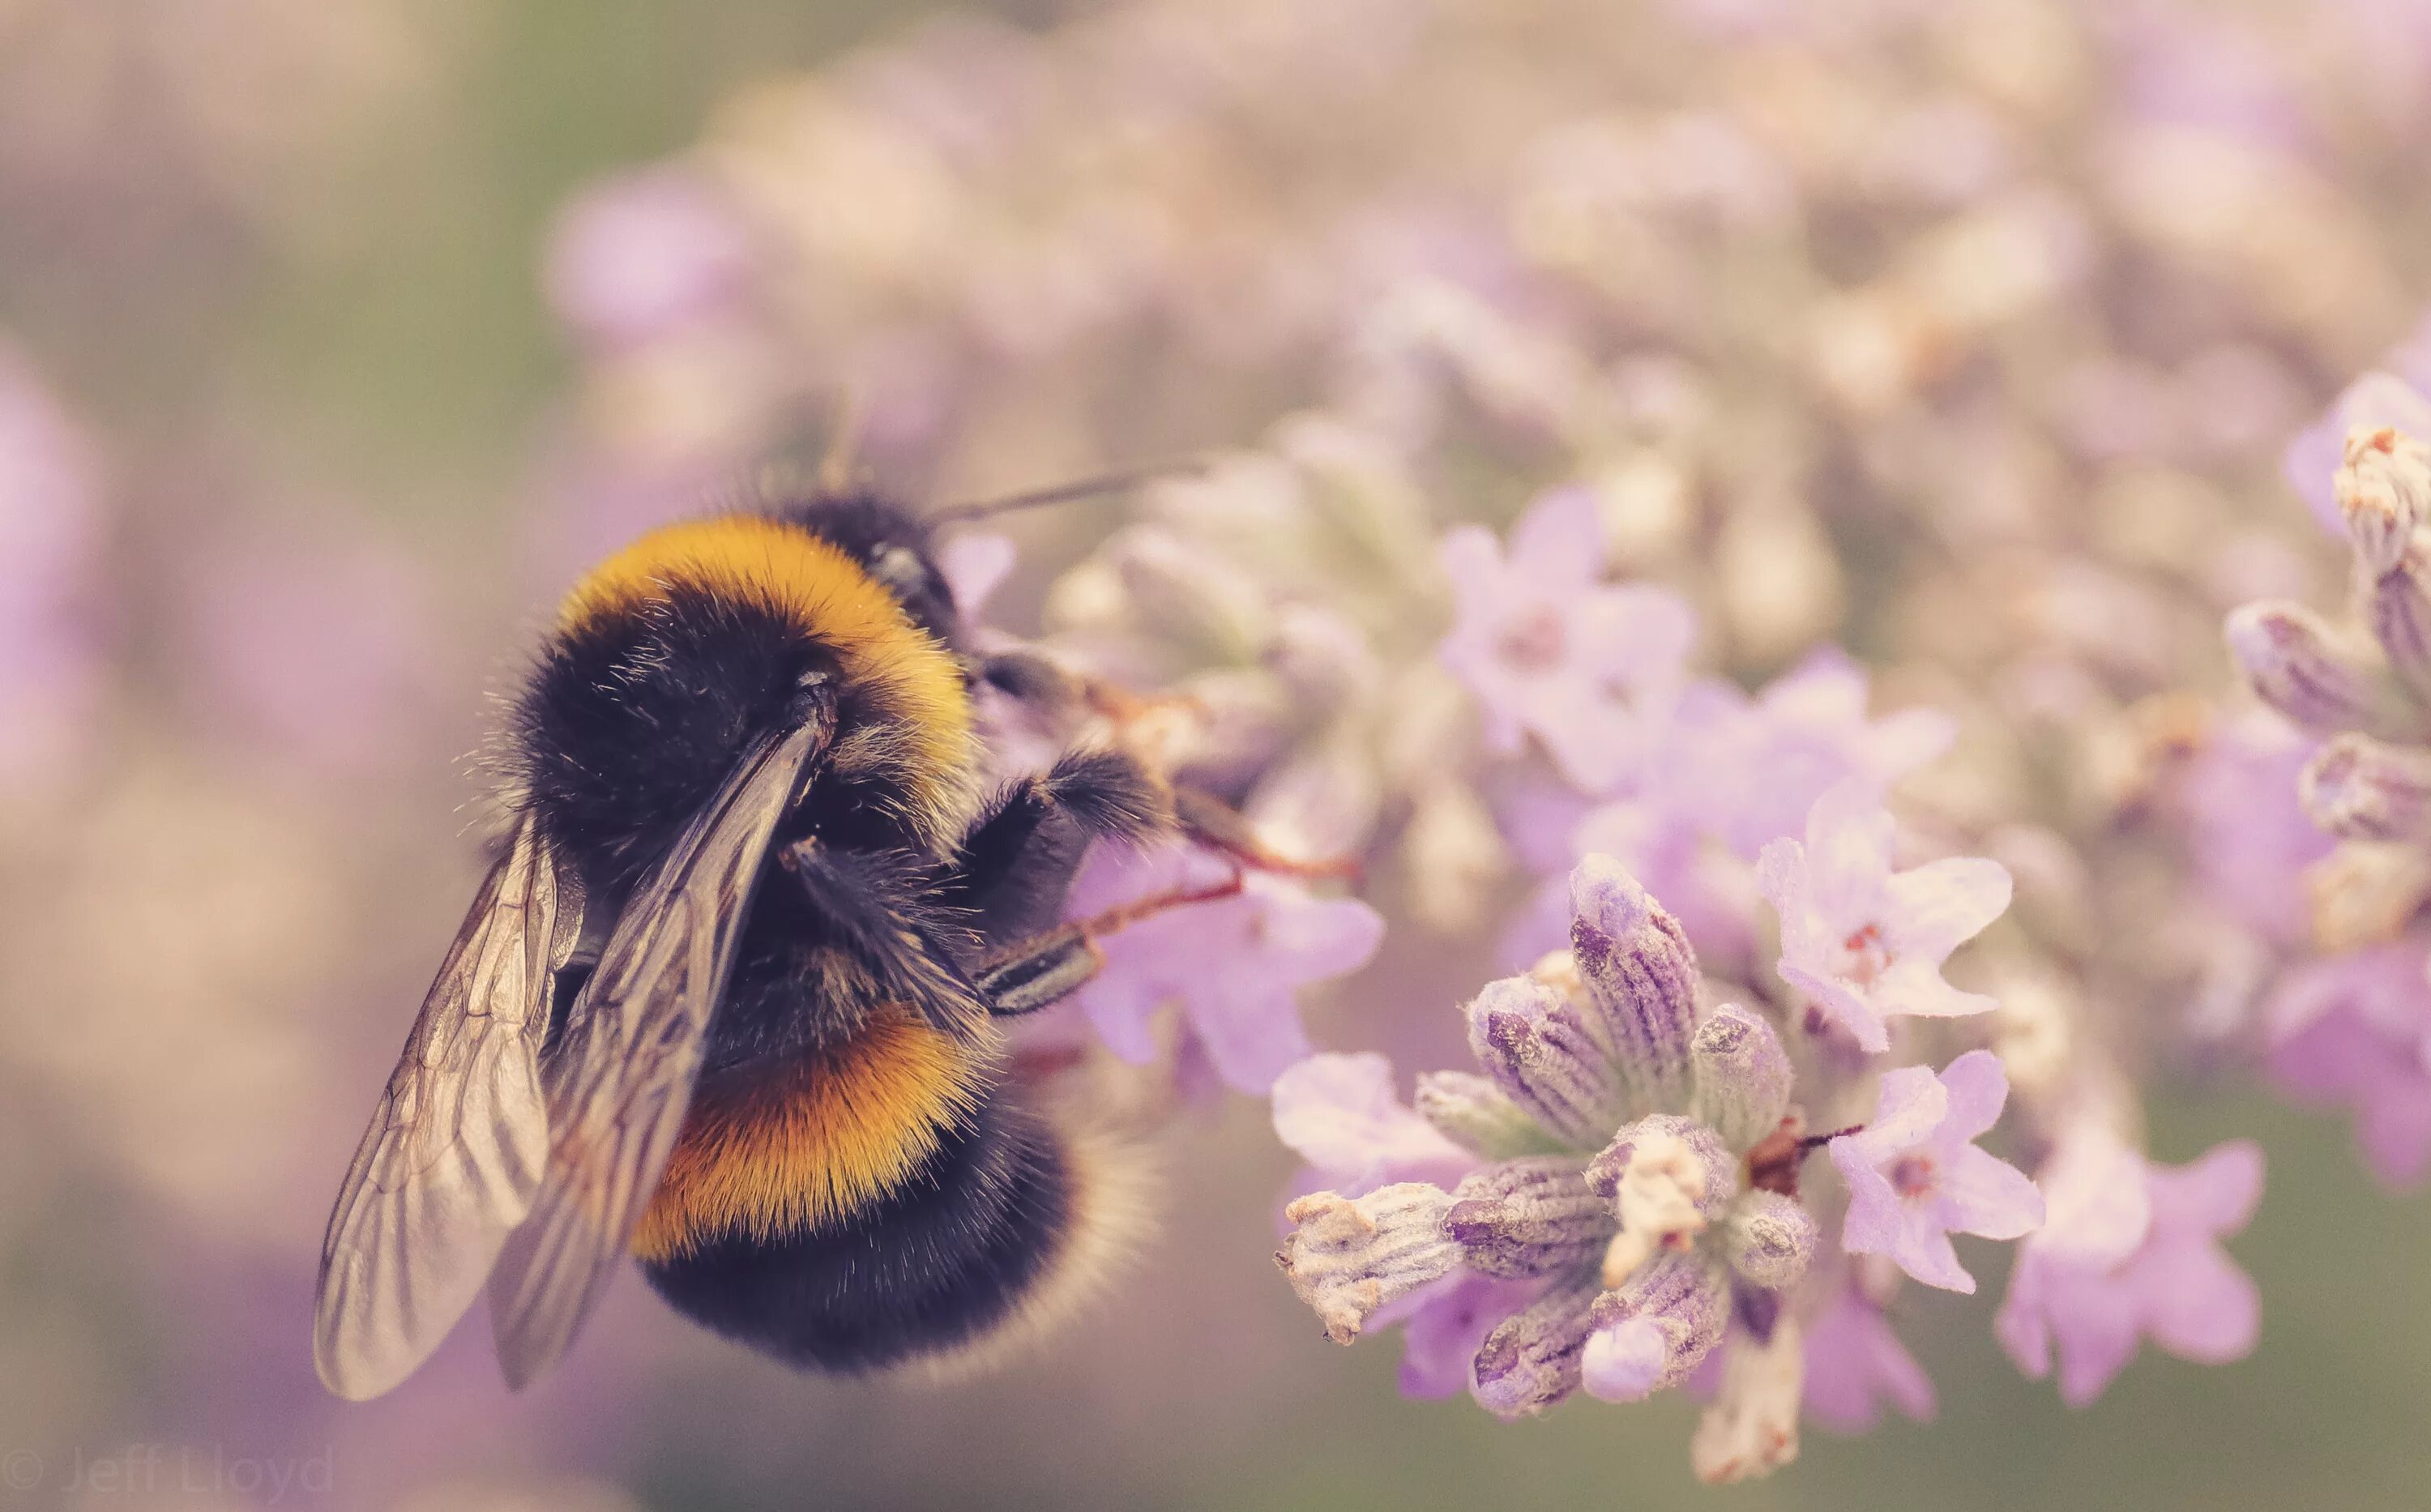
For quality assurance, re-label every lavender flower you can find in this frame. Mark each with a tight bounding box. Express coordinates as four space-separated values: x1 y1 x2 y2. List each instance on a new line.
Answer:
1271 1052 1478 1195
1677 649 1955 860
1438 486 1695 792
1278 858 1844 1478
1759 782 2014 1053
1801 1285 1936 1434
1828 1052 2044 1293
1066 839 1384 1094
2266 945 2431 1185
1997 1131 2263 1407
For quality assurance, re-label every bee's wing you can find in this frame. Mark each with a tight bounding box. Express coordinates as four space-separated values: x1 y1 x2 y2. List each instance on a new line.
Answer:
485 714 827 1389
314 812 584 1400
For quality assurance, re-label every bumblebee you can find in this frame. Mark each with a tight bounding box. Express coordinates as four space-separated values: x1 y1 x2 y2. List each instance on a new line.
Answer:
314 488 1227 1399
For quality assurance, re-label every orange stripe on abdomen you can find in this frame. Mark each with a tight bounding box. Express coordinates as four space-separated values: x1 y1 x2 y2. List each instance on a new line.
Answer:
630 1009 986 1264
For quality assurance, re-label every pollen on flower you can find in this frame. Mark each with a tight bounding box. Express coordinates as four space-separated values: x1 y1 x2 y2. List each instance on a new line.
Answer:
1839 924 1889 986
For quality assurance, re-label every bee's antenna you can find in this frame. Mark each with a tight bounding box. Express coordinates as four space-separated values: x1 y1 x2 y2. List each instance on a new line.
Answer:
928 455 1211 526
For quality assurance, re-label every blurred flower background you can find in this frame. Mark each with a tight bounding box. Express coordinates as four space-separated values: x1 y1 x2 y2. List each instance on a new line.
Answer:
9 0 2431 1506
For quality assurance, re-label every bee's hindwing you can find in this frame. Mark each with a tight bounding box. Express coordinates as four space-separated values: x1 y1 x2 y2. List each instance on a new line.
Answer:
314 813 583 1401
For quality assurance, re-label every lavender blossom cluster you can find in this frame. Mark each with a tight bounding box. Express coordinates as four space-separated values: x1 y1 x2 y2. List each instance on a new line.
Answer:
2226 344 2431 1187
510 0 2431 1484
1252 499 2257 1483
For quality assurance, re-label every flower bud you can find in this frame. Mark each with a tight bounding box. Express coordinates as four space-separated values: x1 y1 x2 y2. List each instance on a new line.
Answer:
1721 1191 1820 1290
1445 1157 1614 1279
1579 1252 1728 1402
1690 1318 1805 1484
1109 526 1273 660
2224 601 2378 733
1464 973 1627 1149
2337 425 2431 576
1566 855 1701 1116
1689 1004 1793 1151
1277 1184 1458 1344
1415 1070 1565 1159
2365 536 2431 704
2300 733 2431 842
1469 1278 1602 1420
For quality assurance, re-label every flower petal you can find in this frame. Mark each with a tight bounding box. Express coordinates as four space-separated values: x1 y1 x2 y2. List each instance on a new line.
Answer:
1882 856 2013 963
1938 1144 2044 1241
1506 485 1606 586
1271 1053 1474 1190
1933 1049 2012 1144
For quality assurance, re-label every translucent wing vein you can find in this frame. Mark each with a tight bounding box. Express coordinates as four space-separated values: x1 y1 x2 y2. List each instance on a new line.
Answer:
314 814 581 1400
485 718 823 1388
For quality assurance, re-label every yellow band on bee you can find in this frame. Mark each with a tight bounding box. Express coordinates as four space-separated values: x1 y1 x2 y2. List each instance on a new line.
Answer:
630 1007 987 1262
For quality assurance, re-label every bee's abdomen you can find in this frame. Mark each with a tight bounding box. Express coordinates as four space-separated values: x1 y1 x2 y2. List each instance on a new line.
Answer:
640 1090 1079 1373
627 1007 981 1264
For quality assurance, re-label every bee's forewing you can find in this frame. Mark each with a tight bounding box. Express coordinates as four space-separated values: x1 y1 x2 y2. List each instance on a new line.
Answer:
314 814 582 1400
485 714 826 1390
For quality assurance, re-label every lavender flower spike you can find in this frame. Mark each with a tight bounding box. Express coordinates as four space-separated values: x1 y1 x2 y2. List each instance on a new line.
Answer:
2300 733 2431 843
1578 1251 1729 1403
1278 1184 1460 1343
2224 600 2382 734
1689 1004 1793 1150
1566 854 1702 1115
1829 1051 2044 1293
1469 1278 1604 1419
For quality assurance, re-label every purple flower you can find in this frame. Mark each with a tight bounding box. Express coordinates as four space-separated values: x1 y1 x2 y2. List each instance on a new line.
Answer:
1801 1287 1936 1434
2284 370 2431 536
1395 1273 1544 1399
2265 943 2431 1185
1269 1055 1549 1398
1672 649 1955 860
1065 839 1384 1093
0 340 103 777
2180 712 2332 947
1438 485 1694 792
1758 783 2013 1053
1997 1131 2263 1407
1829 1051 2043 1292
1271 1052 1477 1194
545 167 756 350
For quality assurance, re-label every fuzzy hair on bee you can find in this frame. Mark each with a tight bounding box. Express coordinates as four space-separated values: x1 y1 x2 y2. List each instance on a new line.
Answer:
312 486 1209 1401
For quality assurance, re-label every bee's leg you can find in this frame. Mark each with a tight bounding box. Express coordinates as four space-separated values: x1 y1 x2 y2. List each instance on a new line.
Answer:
1170 783 1362 882
942 748 1173 946
973 648 1080 708
778 838 987 1030
975 867 1245 1017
